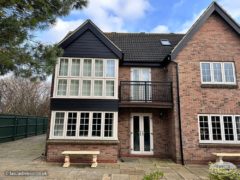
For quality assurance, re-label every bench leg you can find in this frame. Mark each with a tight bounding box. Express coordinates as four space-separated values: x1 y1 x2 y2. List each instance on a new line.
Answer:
63 155 70 168
91 155 98 168
217 156 224 164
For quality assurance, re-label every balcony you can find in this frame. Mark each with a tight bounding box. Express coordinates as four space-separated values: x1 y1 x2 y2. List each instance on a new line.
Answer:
119 81 173 108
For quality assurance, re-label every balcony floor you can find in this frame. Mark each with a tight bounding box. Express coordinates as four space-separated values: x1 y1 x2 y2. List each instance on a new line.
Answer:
119 101 173 108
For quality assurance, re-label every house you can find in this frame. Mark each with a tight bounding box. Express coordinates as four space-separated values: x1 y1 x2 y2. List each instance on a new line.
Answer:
46 2 240 164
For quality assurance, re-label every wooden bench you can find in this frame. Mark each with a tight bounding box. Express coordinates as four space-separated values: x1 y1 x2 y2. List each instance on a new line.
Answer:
212 153 240 164
61 151 100 168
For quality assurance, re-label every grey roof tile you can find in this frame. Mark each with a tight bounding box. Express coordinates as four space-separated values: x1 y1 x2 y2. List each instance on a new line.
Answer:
104 33 185 63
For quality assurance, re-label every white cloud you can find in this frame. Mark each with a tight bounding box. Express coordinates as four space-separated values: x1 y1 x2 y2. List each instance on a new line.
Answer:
151 25 169 33
172 0 185 10
177 1 240 34
219 0 240 20
177 9 205 33
36 18 84 44
36 0 151 44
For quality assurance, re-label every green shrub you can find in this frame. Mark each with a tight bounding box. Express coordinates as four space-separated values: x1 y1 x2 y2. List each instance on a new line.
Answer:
143 171 164 180
209 167 240 180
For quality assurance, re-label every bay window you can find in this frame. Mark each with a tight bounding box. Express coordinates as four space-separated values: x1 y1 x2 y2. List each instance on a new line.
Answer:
198 114 240 143
50 111 118 140
200 62 236 84
54 58 118 98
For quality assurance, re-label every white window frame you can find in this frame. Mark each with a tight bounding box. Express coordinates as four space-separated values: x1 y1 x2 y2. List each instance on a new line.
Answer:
200 62 236 85
54 57 118 99
50 111 118 140
198 114 240 144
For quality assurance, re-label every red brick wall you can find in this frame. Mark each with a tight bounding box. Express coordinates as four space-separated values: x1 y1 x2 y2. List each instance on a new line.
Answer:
46 143 118 163
118 65 181 161
118 66 168 82
175 13 240 163
166 62 182 163
118 108 172 158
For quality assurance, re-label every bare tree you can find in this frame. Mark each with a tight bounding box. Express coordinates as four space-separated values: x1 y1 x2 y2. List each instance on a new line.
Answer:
0 76 50 116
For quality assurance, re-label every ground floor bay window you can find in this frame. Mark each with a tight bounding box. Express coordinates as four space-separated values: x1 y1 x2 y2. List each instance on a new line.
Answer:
198 114 240 143
50 111 118 140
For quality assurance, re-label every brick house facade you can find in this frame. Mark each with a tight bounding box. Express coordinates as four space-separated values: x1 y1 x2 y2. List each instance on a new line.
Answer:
46 2 240 164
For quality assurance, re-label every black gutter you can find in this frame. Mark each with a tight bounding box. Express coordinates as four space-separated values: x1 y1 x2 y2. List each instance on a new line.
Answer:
167 55 184 165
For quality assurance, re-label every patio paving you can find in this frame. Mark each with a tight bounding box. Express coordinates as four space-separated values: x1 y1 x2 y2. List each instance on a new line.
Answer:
0 135 209 180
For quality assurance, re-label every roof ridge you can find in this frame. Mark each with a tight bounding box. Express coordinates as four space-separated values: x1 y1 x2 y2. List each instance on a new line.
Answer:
104 32 185 35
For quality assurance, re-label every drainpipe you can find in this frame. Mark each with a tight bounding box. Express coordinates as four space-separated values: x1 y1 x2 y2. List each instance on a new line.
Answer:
175 63 185 165
165 55 184 165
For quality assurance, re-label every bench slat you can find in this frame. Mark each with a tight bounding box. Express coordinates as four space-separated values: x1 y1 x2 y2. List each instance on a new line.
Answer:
213 153 240 157
62 151 100 155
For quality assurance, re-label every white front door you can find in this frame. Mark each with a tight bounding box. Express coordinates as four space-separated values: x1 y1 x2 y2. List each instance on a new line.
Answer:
130 113 153 154
131 68 151 101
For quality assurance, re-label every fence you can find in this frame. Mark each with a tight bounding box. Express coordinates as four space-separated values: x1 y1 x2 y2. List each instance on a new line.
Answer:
0 114 48 143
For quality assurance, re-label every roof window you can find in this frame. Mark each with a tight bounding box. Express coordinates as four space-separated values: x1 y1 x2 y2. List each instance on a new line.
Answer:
160 39 171 46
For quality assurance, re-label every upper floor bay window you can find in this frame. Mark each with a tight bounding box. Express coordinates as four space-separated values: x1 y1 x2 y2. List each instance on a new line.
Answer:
54 58 118 99
198 114 240 143
200 62 236 84
50 111 118 140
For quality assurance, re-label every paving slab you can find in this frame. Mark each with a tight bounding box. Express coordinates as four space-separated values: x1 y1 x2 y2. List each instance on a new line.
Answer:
0 135 210 180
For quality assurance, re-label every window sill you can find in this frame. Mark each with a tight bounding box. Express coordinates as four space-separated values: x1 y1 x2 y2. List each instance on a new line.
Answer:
47 139 119 145
201 84 238 89
199 143 240 148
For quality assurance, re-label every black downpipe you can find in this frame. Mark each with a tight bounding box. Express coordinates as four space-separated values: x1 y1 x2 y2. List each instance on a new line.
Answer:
175 63 185 165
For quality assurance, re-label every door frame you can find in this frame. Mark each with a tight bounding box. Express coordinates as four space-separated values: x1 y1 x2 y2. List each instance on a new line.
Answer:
130 68 151 101
130 113 154 155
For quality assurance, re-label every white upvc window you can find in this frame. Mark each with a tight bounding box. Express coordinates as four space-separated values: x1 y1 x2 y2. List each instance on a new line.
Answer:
59 58 69 76
57 79 67 96
71 59 80 76
50 111 118 140
198 114 240 144
54 57 118 99
200 62 236 84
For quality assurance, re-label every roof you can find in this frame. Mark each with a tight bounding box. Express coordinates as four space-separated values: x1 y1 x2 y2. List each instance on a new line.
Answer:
104 33 184 64
58 20 123 59
172 1 240 59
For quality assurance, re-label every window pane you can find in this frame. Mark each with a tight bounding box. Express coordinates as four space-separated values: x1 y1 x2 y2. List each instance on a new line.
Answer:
70 80 79 96
211 116 222 140
199 116 209 140
224 63 234 82
95 60 103 77
201 63 211 82
54 112 64 136
106 81 114 96
59 58 68 76
106 60 115 77
66 112 77 136
71 59 80 76
236 116 240 141
223 116 234 141
92 113 102 137
83 59 92 76
213 63 222 82
57 79 67 96
82 80 91 96
104 113 113 137
79 113 89 137
94 80 103 96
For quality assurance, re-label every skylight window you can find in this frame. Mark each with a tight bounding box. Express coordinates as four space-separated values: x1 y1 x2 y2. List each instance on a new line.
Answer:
161 39 171 46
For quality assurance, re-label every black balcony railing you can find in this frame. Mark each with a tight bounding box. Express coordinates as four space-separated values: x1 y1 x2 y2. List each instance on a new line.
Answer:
119 81 172 103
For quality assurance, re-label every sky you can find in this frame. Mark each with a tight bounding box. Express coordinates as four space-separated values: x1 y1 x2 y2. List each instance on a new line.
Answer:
35 0 240 44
